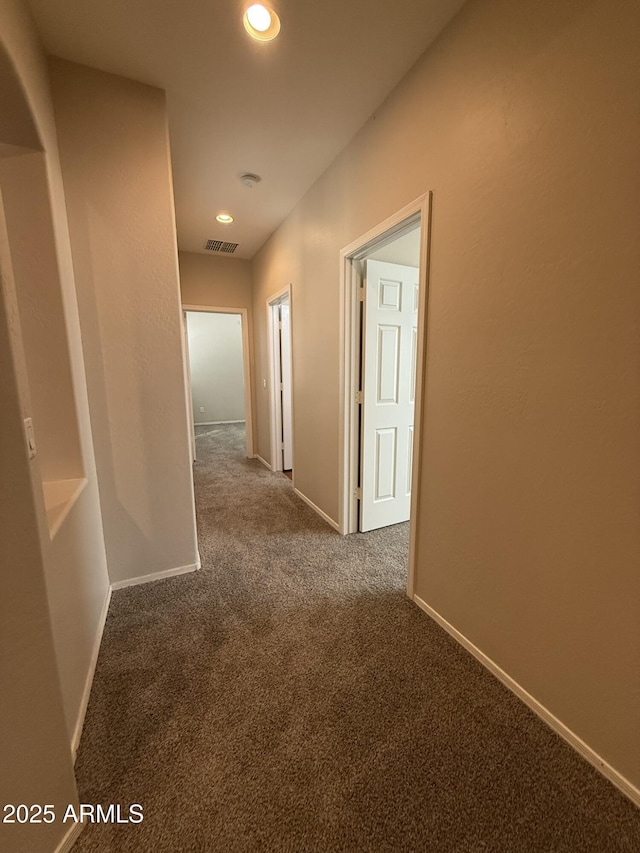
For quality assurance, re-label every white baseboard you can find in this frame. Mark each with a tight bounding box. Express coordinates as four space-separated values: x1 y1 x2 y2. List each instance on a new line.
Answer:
71 584 112 761
195 419 245 426
294 487 340 532
413 595 640 808
110 561 200 591
55 819 84 852
254 454 272 471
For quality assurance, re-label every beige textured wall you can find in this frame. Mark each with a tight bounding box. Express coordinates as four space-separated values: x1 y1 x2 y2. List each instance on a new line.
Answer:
0 151 83 482
180 250 252 309
252 0 640 788
0 0 110 763
50 59 199 584
0 1 96 849
0 197 79 853
180 250 256 452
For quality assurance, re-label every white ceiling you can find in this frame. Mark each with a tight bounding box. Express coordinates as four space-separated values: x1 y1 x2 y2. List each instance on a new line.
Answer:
28 0 465 259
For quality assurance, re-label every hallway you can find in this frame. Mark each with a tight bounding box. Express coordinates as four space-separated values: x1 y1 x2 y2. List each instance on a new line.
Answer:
73 426 640 852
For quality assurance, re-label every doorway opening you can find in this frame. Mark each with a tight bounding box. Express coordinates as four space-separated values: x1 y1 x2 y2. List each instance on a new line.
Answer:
339 194 432 598
267 286 293 477
181 305 254 461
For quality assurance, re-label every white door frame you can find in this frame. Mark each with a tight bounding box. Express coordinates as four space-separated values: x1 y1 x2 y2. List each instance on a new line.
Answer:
182 304 254 459
181 311 197 461
267 285 293 475
339 192 432 599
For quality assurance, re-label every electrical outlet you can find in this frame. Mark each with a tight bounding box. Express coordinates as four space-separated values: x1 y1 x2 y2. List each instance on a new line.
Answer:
199 406 205 413
263 378 267 389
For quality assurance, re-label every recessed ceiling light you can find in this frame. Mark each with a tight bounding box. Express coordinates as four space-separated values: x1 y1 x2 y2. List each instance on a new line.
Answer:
246 4 271 31
243 4 281 41
216 213 234 224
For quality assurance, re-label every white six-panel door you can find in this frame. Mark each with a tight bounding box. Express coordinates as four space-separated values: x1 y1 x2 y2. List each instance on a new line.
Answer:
360 260 419 532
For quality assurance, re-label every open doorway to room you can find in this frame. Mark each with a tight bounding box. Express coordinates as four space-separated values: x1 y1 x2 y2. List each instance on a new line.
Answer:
339 194 431 598
182 306 254 462
267 287 293 479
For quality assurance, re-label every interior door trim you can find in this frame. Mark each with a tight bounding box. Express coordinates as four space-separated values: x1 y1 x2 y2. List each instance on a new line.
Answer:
338 192 432 600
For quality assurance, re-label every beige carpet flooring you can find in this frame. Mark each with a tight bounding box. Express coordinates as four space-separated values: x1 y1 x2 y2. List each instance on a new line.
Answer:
73 424 640 851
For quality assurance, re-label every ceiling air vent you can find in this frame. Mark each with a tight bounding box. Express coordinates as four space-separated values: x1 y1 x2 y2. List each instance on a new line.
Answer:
204 239 239 254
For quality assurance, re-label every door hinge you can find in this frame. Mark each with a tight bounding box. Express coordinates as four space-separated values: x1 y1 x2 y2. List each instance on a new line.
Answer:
357 286 366 303
278 320 283 330
354 487 362 500
355 390 363 404
280 382 284 392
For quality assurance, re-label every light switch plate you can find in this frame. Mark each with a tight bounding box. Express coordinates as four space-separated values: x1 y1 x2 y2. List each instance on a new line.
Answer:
24 417 36 460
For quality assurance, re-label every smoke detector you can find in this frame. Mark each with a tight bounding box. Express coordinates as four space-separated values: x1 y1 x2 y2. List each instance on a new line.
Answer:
240 173 261 188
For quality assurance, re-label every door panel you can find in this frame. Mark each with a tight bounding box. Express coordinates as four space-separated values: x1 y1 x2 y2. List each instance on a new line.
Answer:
360 260 419 532
375 427 397 500
379 278 401 310
377 325 400 403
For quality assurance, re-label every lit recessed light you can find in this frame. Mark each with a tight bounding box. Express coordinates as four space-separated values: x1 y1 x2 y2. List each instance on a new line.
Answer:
246 4 271 31
216 213 234 224
243 4 281 41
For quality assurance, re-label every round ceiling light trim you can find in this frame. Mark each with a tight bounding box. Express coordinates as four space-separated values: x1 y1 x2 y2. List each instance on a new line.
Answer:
243 4 281 41
216 213 234 224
